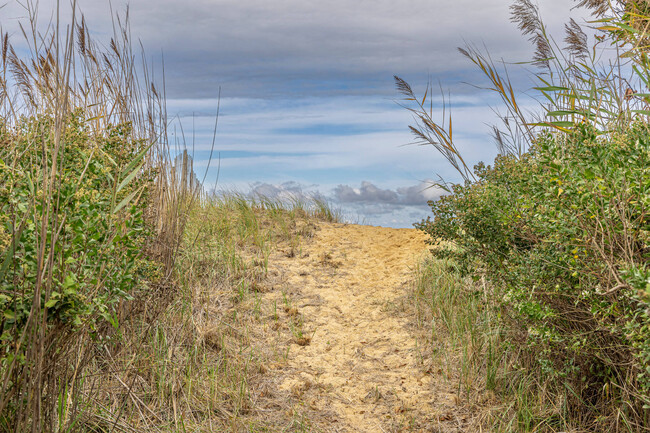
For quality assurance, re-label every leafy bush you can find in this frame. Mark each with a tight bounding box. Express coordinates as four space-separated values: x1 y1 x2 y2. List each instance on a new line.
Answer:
415 122 650 428
0 3 185 431
0 110 159 429
1 110 153 324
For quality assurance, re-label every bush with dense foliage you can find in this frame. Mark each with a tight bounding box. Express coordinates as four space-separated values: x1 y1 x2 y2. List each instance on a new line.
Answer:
0 112 153 327
0 110 160 428
415 122 650 428
397 0 650 428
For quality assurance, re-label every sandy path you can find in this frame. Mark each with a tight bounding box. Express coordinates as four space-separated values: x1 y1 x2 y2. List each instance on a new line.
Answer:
265 223 459 432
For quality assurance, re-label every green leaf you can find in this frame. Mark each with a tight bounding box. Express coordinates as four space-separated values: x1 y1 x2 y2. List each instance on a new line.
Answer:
112 186 144 214
101 150 118 168
633 66 650 87
613 22 637 33
116 162 143 194
546 110 591 117
548 121 575 127
534 86 569 92
546 110 573 117
120 142 154 178
45 297 59 309
530 121 575 128
63 274 77 289
26 172 34 196
0 218 27 282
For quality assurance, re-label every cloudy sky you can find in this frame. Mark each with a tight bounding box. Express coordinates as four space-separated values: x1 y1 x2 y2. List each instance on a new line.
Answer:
2 0 593 227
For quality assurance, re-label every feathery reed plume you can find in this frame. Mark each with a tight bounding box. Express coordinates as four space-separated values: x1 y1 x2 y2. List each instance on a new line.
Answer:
1 32 7 67
394 75 475 185
574 0 611 17
510 0 552 68
8 45 35 108
76 15 86 56
564 18 588 59
394 76 414 97
509 0 541 36
509 1 643 132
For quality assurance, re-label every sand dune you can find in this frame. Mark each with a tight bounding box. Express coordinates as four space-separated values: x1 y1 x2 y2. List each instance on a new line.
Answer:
263 223 461 432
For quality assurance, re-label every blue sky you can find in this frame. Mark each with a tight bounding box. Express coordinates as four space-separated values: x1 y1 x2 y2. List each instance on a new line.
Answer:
2 0 593 227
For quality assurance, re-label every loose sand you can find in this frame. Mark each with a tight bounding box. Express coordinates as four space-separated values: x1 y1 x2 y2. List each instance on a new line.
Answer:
263 223 462 432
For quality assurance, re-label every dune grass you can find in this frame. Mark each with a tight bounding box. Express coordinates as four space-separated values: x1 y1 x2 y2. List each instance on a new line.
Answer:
0 1 342 430
412 257 587 432
402 1 650 431
77 192 340 431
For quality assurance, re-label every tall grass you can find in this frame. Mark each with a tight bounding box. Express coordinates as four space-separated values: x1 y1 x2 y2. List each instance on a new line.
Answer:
0 2 344 430
413 257 592 432
0 2 196 431
401 0 650 431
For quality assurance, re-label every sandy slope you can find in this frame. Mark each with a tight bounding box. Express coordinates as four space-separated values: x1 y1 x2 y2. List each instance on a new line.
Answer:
264 223 461 432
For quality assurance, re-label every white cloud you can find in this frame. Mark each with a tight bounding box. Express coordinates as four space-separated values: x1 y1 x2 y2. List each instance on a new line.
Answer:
212 179 442 228
333 180 444 205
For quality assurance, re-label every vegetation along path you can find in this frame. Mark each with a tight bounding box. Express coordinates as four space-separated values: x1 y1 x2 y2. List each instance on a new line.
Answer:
264 223 462 432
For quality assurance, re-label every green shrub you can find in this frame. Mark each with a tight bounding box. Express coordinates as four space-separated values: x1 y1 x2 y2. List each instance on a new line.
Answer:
0 110 158 428
416 122 650 427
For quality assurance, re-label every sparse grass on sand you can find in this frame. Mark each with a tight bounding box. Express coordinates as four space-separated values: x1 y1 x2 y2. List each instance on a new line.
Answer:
81 194 342 431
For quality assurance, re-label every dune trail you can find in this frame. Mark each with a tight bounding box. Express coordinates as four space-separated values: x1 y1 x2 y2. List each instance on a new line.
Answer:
263 223 463 432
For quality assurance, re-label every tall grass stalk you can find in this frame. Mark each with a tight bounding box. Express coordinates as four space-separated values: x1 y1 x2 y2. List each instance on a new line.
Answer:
402 0 650 430
0 1 194 431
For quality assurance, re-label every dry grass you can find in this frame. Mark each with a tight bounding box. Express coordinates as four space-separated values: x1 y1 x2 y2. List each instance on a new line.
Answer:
0 1 345 430
67 192 341 432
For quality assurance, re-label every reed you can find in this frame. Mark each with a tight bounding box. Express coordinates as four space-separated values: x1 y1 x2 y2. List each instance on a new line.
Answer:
0 1 197 430
402 1 650 430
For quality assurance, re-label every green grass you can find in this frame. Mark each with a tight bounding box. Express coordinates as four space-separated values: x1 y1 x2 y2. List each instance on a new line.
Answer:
412 256 585 432
74 193 341 431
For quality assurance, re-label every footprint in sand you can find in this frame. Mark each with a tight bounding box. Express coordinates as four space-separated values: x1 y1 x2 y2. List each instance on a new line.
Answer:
264 223 462 432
